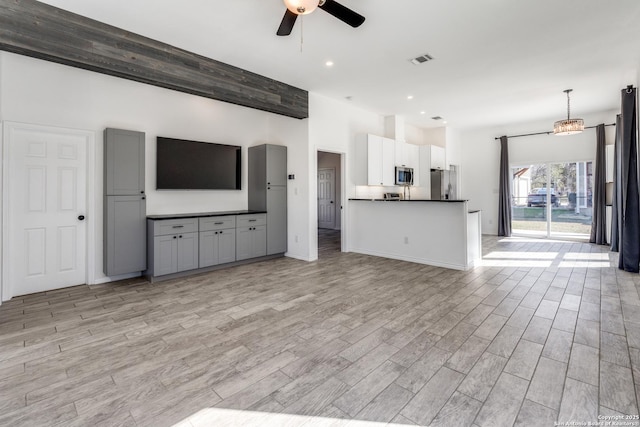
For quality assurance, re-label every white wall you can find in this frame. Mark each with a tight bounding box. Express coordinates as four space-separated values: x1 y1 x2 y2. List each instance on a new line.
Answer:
317 151 342 230
308 93 385 258
461 110 618 235
405 122 424 146
265 113 310 261
0 52 310 286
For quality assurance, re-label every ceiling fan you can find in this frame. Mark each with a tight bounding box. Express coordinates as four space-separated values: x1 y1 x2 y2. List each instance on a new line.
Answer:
277 0 365 36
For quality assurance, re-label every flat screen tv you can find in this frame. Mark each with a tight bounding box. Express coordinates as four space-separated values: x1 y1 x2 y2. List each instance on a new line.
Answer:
156 137 241 190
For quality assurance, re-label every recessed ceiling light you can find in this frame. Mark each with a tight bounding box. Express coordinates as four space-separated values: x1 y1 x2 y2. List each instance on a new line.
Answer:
325 60 334 67
407 95 414 100
420 111 426 115
443 121 448 124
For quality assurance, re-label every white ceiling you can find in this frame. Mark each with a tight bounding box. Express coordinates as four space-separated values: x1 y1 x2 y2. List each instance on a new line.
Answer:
37 0 640 130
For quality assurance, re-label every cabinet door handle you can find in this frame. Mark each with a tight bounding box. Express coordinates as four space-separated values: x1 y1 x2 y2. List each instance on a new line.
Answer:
140 191 144 194
249 219 257 222
141 197 146 200
179 235 183 238
173 236 177 239
172 225 184 229
214 222 224 225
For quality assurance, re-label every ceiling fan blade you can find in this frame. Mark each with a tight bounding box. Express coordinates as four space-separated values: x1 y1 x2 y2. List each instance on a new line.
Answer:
319 0 365 28
277 9 298 36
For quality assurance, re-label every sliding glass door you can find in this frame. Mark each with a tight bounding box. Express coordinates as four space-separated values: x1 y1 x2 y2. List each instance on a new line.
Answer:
512 164 548 237
511 161 593 239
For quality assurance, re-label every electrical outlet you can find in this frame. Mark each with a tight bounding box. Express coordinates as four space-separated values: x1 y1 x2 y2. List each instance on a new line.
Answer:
489 219 493 225
404 236 409 244
295 235 299 243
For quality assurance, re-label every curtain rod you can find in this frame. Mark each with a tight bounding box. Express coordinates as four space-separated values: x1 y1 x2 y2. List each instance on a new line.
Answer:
494 123 616 140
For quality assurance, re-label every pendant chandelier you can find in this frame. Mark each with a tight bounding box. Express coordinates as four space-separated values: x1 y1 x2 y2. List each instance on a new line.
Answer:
553 89 584 135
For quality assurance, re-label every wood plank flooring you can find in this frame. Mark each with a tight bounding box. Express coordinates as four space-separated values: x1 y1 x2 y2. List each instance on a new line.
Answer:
1 231 640 426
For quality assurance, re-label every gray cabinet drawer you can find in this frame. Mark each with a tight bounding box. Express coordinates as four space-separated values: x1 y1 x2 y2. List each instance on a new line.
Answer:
153 218 198 236
199 216 236 231
237 214 266 227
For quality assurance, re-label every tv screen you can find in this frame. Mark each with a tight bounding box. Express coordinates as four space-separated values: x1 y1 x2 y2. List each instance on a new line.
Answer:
156 137 241 190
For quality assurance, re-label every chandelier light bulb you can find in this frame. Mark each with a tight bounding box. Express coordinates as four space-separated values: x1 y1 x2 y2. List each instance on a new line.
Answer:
553 89 584 136
283 0 319 15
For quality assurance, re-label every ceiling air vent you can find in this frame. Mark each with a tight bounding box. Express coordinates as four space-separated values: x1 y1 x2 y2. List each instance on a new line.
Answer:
431 116 443 121
410 53 434 65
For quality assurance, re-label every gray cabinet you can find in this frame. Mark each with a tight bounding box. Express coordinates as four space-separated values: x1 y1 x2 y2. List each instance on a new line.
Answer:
248 144 287 255
199 216 236 267
105 128 145 196
177 233 199 272
147 218 198 277
236 214 267 261
104 196 146 275
104 128 146 276
266 185 287 255
146 212 275 281
153 234 178 276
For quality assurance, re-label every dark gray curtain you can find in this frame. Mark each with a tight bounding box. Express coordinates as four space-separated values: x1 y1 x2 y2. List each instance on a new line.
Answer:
590 124 607 244
498 136 512 236
611 114 622 252
618 87 640 273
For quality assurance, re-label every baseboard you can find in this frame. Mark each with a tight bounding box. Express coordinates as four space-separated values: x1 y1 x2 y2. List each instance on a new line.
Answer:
285 252 315 262
93 272 142 285
349 247 468 271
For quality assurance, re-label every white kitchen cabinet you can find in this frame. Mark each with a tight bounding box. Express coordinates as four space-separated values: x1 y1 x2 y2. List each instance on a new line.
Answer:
356 134 396 186
431 145 446 170
395 141 420 186
419 146 431 197
395 141 408 167
606 144 614 183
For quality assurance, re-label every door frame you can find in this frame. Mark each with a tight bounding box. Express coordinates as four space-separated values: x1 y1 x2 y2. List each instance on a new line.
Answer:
1 121 96 302
313 148 347 259
317 167 336 230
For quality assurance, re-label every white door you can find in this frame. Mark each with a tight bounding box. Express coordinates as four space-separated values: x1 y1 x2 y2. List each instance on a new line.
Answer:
5 123 88 297
318 168 335 229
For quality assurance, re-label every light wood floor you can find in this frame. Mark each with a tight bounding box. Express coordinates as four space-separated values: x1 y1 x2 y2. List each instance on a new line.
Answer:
1 233 640 426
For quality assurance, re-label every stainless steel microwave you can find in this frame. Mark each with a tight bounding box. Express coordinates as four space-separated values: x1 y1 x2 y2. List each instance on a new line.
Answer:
395 166 414 186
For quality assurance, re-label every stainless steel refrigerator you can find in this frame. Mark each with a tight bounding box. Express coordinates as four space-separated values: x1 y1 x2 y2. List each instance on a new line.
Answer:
430 167 457 200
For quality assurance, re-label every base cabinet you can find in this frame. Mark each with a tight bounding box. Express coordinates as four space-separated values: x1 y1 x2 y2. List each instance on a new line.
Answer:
236 225 267 261
177 233 199 272
153 232 198 276
200 229 236 267
146 212 270 280
105 195 146 275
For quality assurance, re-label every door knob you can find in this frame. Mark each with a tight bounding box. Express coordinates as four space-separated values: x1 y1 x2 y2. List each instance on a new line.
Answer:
78 215 85 221
330 201 334 204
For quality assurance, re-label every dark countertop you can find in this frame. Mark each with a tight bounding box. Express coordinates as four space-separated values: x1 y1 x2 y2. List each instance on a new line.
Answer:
349 198 468 203
147 210 266 220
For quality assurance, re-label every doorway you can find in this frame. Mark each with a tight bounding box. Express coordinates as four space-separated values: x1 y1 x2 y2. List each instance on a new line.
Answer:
511 161 593 239
2 122 92 300
317 151 342 255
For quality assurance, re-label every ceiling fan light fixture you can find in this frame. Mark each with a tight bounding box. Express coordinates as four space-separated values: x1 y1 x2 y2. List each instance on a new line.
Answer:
283 0 319 15
553 89 584 136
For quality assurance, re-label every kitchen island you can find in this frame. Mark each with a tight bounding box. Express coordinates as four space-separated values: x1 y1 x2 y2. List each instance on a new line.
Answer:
348 199 481 270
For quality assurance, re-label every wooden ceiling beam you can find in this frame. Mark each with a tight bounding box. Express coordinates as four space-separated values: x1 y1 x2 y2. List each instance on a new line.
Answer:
0 0 309 119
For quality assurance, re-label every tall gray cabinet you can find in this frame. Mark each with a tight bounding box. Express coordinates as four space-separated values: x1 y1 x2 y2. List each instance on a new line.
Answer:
104 128 147 276
248 144 287 255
